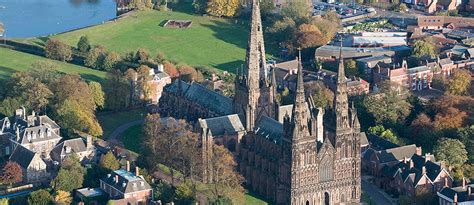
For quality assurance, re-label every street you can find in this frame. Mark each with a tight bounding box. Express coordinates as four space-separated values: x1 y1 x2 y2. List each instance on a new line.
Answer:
362 179 396 205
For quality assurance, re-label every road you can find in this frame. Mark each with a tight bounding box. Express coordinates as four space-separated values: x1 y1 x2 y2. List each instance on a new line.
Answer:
362 179 395 205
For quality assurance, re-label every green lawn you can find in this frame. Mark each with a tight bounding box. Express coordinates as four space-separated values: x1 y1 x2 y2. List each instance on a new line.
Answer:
0 47 105 84
97 108 147 139
121 124 144 153
49 9 251 72
245 191 268 205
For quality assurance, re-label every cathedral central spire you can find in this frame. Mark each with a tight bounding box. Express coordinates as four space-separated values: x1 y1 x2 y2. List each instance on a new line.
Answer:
245 0 267 89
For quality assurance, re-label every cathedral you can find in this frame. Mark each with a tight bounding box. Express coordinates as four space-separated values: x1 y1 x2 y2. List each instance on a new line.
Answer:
159 0 362 204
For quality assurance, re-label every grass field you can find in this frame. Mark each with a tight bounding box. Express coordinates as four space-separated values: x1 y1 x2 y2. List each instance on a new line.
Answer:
97 108 147 139
245 192 268 205
48 7 252 72
121 124 144 153
0 47 105 84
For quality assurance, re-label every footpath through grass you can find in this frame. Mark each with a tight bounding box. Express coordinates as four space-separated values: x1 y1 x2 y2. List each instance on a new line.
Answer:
0 47 105 84
50 8 250 72
97 108 147 139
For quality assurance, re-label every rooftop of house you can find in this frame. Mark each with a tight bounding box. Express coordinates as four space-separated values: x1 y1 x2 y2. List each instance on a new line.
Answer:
438 183 474 203
9 145 38 169
101 169 152 195
51 138 89 158
377 144 418 164
356 55 392 64
315 45 410 59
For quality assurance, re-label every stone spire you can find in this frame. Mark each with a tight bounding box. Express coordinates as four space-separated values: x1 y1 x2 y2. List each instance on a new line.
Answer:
334 45 350 130
245 0 267 89
291 49 309 139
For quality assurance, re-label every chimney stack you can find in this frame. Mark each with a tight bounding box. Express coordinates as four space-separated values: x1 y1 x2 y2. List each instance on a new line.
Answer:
115 175 119 183
410 159 414 169
135 166 140 176
463 178 466 189
422 166 426 174
454 193 458 203
425 153 431 163
468 186 472 196
126 161 130 172
444 178 448 187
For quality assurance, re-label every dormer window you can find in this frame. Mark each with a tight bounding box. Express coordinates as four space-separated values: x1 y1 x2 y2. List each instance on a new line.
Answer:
39 131 44 138
47 129 52 137
27 132 32 141
65 146 72 154
32 132 36 139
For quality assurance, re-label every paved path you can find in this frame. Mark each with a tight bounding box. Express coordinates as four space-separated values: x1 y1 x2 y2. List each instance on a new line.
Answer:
362 179 395 205
107 119 144 145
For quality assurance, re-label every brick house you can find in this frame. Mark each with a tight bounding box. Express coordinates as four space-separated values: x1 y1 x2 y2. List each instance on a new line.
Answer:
437 179 474 204
382 154 452 197
50 136 96 164
373 60 433 92
100 167 152 205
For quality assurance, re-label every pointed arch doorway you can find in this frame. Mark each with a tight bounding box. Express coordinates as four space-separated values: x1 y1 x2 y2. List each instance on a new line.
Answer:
324 192 330 205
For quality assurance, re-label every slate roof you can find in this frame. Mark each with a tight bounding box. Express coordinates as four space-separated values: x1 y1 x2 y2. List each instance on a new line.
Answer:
9 145 36 169
356 55 392 64
438 184 474 202
378 144 418 163
407 66 430 74
197 114 245 136
18 126 61 145
255 116 284 144
366 134 399 151
165 80 233 116
184 83 233 115
101 169 152 195
387 154 448 186
51 138 88 158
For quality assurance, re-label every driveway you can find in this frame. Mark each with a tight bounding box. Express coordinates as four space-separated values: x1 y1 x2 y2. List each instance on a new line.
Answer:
362 179 395 205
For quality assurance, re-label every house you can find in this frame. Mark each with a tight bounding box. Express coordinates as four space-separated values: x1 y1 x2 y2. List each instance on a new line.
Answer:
383 154 452 197
315 45 411 61
437 179 474 205
356 55 393 77
50 136 96 164
148 67 172 104
372 60 433 92
417 16 474 30
9 145 50 184
9 109 62 156
449 45 474 60
100 167 152 205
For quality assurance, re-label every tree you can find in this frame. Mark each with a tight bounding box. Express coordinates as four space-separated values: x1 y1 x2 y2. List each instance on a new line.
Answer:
145 0 154 8
276 87 292 105
363 83 412 125
45 39 72 62
0 199 7 205
410 113 437 150
104 69 130 111
163 62 179 78
102 52 122 71
155 52 166 64
268 17 297 51
137 65 153 102
368 125 400 145
88 82 105 109
85 46 106 69
6 71 53 112
344 59 358 77
99 151 120 172
135 48 150 64
434 138 468 169
51 156 85 192
77 36 91 54
457 126 474 163
0 97 21 117
129 0 146 10
178 64 204 82
154 182 175 203
1 161 23 186
207 144 244 204
305 81 334 109
434 107 467 131
296 24 326 49
175 182 196 205
413 38 437 59
28 189 52 205
446 70 471 96
281 0 310 20
53 190 72 205
205 0 240 17
142 116 187 182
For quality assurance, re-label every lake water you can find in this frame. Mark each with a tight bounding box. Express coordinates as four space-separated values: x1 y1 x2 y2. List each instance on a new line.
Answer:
0 0 117 38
